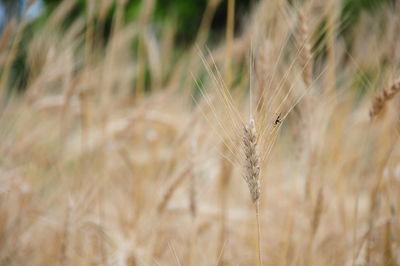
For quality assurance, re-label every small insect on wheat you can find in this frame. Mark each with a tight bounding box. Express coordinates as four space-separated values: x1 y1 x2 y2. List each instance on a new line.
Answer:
274 113 282 126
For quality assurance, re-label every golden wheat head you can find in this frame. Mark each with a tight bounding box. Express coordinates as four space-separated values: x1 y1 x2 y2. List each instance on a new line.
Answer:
243 118 261 204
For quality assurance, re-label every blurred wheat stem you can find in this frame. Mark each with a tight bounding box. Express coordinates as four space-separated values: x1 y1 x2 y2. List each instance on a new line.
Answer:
217 142 232 265
325 0 337 100
0 19 26 98
225 0 235 88
255 202 262 266
195 0 221 46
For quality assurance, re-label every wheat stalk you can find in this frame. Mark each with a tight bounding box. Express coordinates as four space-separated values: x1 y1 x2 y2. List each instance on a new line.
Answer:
60 200 73 266
217 142 232 266
305 187 324 265
311 187 324 238
157 167 190 214
384 221 394 266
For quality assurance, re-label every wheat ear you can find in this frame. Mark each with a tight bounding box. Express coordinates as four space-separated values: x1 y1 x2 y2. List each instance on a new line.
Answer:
243 118 262 266
370 78 400 119
243 119 261 204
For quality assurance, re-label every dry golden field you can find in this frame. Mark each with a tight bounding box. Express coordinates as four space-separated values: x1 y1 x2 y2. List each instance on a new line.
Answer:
0 0 400 265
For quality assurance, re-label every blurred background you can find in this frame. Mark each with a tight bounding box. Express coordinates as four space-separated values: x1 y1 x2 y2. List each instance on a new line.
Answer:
0 0 393 43
1 1 400 265
0 0 394 93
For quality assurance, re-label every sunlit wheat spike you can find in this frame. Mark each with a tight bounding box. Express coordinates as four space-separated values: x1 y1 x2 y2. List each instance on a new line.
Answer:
243 118 260 204
370 78 400 119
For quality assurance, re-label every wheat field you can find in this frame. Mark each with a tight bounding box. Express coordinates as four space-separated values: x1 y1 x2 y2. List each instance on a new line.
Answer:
0 0 399 265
